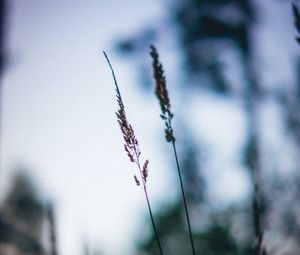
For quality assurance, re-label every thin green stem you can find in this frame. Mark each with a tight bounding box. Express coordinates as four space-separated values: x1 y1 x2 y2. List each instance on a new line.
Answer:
136 154 164 255
143 185 164 255
171 140 196 255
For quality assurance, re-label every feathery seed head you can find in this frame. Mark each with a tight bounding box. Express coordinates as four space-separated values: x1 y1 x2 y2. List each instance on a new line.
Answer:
142 159 149 183
150 45 170 114
134 175 140 186
150 45 175 142
104 51 149 187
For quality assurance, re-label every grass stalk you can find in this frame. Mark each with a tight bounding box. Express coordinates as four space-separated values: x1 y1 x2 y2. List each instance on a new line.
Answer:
249 153 263 255
171 140 196 254
150 45 196 255
103 51 164 255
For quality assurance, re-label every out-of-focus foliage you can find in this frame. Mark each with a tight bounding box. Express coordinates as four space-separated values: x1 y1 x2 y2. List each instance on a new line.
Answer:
0 171 45 255
117 0 300 254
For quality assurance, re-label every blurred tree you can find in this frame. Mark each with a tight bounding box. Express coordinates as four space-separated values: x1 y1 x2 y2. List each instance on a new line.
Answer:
0 0 6 80
46 203 58 255
0 171 45 255
272 57 300 254
0 0 7 188
82 241 103 255
116 0 300 254
136 202 252 255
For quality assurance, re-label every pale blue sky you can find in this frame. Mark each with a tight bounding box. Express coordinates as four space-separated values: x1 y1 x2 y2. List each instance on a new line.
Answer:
0 0 298 254
1 1 168 254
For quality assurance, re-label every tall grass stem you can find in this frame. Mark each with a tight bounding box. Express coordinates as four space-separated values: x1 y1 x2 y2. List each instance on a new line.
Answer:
103 51 164 255
172 140 196 255
150 45 196 255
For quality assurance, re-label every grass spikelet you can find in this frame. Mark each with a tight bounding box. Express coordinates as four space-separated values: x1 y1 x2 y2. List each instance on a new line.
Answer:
142 159 149 183
150 45 196 255
150 45 175 143
103 51 164 255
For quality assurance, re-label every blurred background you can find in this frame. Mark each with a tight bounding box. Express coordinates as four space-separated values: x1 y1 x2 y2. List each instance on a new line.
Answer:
0 0 300 254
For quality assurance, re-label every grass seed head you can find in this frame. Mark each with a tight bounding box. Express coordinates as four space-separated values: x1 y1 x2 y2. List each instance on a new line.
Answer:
104 51 149 186
150 45 175 142
142 159 149 183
